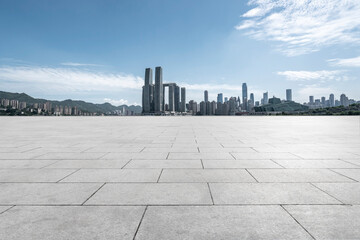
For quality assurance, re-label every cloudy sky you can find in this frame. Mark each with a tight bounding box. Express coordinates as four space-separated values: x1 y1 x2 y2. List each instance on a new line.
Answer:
0 0 359 105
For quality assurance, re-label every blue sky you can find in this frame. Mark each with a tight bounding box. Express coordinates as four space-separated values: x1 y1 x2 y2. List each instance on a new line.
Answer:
0 0 359 105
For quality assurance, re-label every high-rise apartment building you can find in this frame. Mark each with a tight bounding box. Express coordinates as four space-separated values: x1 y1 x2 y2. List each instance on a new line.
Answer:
329 94 335 107
204 90 209 102
309 96 314 105
154 66 163 112
181 87 186 112
286 89 292 101
263 92 268 105
217 93 223 103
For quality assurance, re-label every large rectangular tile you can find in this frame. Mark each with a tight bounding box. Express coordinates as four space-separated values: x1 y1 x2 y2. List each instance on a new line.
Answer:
274 160 359 168
0 183 102 204
284 205 360 240
314 183 360 204
0 169 77 182
159 169 256 182
203 160 281 168
0 152 45 160
0 160 57 168
46 160 129 168
210 183 340 204
61 169 161 182
35 152 107 160
136 206 312 240
232 152 301 160
248 169 355 182
0 206 144 240
124 160 202 168
331 169 360 181
85 183 212 205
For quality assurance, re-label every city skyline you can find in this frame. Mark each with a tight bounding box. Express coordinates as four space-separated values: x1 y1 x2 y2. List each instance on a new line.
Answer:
0 0 359 105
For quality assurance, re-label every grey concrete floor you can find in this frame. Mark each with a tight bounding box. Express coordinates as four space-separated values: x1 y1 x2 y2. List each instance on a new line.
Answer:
0 116 359 240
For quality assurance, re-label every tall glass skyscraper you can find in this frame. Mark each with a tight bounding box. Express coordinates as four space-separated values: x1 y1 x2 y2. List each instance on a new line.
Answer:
204 90 209 102
286 89 292 101
217 93 223 103
242 83 248 110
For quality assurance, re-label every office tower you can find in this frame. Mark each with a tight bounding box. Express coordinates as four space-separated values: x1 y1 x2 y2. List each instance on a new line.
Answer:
255 101 260 106
242 83 248 111
329 94 335 107
174 85 180 112
229 97 236 115
321 97 326 106
309 96 314 105
169 84 175 111
206 101 211 115
143 68 153 113
224 97 228 103
181 87 186 112
200 101 206 115
204 90 209 102
250 93 254 105
286 89 292 101
154 66 163 112
263 92 268 105
217 93 223 103
340 94 349 107
210 101 217 115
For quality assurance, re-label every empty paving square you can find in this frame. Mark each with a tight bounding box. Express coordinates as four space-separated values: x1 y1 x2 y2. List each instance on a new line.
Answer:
0 116 359 239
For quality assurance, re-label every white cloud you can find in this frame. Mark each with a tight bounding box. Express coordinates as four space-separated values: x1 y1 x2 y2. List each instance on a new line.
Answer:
328 56 360 67
61 62 103 67
0 66 143 92
277 70 347 82
103 98 129 106
237 0 360 56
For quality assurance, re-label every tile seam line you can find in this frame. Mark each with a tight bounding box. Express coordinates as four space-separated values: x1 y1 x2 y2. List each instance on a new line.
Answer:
207 183 215 205
280 205 316 240
0 205 15 214
81 182 106 206
56 168 81 183
156 169 164 183
132 206 148 240
309 182 346 205
245 169 259 182
328 169 359 182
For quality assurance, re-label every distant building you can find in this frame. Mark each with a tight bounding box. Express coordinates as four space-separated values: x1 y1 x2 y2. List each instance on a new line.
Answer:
250 93 254 106
181 87 186 112
329 94 335 107
309 96 314 105
340 94 349 107
242 83 248 111
200 101 206 115
286 89 292 101
204 90 209 102
263 92 268 105
154 66 163 112
321 97 326 107
217 93 223 103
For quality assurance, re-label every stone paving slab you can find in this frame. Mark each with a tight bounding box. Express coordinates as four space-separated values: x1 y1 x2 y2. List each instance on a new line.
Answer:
284 205 360 240
248 169 355 182
124 160 203 168
135 206 313 240
0 183 102 205
61 169 161 182
0 206 145 240
0 160 57 168
85 183 213 205
0 169 77 182
46 159 129 168
331 169 360 181
202 160 281 168
314 183 360 204
273 159 359 168
209 183 341 204
159 169 256 182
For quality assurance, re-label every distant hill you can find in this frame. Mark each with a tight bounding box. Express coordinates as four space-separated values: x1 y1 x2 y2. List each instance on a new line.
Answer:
254 100 309 112
0 91 142 114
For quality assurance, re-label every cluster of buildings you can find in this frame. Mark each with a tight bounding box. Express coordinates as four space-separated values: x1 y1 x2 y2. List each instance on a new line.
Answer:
306 93 356 109
0 99 96 116
142 67 186 114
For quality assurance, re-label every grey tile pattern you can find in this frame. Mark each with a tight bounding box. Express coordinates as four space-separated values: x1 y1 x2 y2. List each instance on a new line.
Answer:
0 116 359 239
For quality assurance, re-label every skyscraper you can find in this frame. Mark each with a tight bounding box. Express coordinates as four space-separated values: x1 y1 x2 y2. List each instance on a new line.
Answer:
142 68 153 113
250 93 254 105
217 93 223 103
309 96 314 105
154 66 163 112
321 96 326 106
168 84 175 111
181 87 186 112
174 85 180 112
204 90 209 102
286 89 292 101
340 94 349 107
329 94 335 107
242 83 248 110
263 92 268 105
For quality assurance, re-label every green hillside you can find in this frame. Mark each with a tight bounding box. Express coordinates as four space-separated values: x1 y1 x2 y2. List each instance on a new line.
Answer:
0 91 142 114
254 101 309 112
